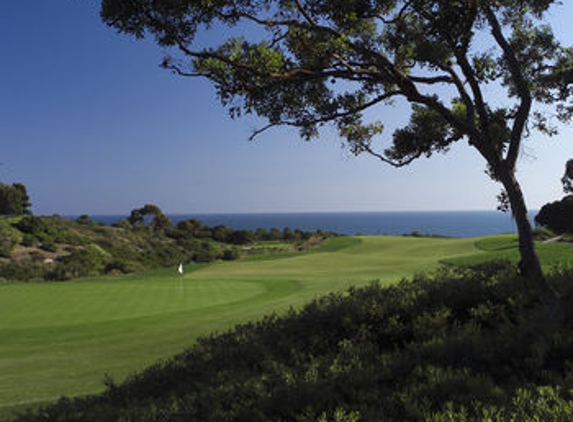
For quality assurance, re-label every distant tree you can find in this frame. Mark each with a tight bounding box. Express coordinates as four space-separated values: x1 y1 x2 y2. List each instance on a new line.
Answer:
211 224 233 242
0 183 31 216
14 215 47 236
101 0 573 298
128 208 144 226
563 159 573 194
76 214 94 225
282 227 295 241
128 204 172 232
226 229 255 245
267 228 283 242
176 218 208 238
254 227 268 241
535 195 573 234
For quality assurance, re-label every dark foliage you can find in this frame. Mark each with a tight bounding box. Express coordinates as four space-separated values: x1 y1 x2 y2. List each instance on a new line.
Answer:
13 262 573 421
0 183 31 216
535 195 573 234
0 207 334 282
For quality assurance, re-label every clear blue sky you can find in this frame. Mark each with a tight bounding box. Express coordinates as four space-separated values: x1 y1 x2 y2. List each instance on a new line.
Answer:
1 1 571 216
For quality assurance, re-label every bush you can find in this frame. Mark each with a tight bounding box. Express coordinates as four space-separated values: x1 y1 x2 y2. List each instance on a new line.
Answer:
222 248 240 261
536 195 573 234
14 215 46 236
40 239 57 253
0 260 44 282
15 263 573 422
0 225 21 257
193 241 222 262
49 245 110 280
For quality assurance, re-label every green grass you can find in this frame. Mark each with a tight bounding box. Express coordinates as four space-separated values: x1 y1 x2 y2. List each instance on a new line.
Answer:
1 234 570 417
442 234 573 269
0 235 482 413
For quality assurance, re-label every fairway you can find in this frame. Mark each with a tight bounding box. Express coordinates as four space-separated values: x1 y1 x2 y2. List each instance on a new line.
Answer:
0 236 481 412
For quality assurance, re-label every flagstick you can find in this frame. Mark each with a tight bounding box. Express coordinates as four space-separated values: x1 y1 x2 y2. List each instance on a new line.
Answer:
177 263 184 295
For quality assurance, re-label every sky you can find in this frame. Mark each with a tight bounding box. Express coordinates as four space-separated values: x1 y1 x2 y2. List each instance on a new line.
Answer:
1 1 572 216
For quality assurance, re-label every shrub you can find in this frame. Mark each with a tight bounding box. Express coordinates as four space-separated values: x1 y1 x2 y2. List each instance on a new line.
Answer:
0 260 44 282
535 195 573 234
49 245 110 280
40 239 57 253
0 225 21 257
16 263 573 422
222 248 240 261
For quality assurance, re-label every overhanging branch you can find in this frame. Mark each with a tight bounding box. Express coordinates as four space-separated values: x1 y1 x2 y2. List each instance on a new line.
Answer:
485 6 531 170
247 90 403 141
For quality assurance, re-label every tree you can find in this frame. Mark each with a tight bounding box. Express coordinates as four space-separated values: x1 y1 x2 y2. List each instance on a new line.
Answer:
101 0 573 298
535 195 573 234
128 204 172 232
0 183 31 216
563 159 573 194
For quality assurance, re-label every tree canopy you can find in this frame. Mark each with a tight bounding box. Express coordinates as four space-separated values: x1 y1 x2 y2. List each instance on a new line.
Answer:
535 195 573 234
0 183 31 216
100 0 573 288
128 204 173 232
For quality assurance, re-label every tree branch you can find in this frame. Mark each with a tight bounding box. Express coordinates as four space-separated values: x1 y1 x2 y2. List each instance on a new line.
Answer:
294 0 317 26
360 144 423 168
409 74 453 85
247 90 403 141
485 6 531 170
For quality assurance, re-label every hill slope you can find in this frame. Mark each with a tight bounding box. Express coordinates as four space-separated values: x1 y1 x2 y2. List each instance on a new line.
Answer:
0 236 478 413
11 262 573 422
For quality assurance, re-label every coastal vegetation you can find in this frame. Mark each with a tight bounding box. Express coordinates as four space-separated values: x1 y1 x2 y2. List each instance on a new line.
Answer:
2 233 572 420
535 195 573 238
3 0 573 418
7 258 573 421
0 183 31 217
0 235 475 413
0 205 334 283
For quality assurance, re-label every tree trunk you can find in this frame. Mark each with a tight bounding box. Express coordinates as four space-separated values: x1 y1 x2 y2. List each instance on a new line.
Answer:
499 169 557 302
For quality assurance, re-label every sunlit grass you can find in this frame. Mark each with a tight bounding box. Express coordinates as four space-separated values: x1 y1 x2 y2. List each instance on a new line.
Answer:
442 234 573 269
0 235 485 412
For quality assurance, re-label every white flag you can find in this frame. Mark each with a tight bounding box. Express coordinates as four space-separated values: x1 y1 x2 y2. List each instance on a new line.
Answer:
178 263 183 275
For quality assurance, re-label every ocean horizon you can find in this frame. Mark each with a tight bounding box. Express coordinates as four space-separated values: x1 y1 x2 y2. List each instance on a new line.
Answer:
77 210 540 238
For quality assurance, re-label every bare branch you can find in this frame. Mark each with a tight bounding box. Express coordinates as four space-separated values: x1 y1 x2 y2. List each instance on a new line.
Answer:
360 144 422 168
294 0 317 26
409 74 453 85
248 90 403 141
485 6 531 170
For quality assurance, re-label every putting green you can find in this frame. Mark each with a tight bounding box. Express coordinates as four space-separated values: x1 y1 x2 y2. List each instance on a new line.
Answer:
0 236 479 412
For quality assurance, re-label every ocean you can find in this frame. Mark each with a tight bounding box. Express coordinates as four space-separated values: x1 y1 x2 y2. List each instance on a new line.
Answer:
84 211 538 238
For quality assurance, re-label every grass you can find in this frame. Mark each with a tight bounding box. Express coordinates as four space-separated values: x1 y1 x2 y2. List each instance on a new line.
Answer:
1 234 571 417
0 235 480 414
12 261 573 422
443 234 573 269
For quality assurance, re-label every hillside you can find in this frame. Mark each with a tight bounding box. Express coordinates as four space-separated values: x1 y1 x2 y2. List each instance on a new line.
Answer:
10 262 573 422
0 235 481 414
0 211 332 282
2 223 572 420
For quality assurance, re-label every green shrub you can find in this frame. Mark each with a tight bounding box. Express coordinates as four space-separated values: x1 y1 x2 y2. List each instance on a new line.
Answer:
48 245 110 280
0 260 44 282
0 225 21 257
16 263 573 422
40 239 57 252
222 248 240 260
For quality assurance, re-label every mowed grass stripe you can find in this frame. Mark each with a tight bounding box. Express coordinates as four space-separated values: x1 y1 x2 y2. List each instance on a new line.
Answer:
0 236 480 411
0 279 265 330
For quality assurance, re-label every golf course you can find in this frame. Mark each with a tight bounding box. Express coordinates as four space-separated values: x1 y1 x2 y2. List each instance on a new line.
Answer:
0 234 569 414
